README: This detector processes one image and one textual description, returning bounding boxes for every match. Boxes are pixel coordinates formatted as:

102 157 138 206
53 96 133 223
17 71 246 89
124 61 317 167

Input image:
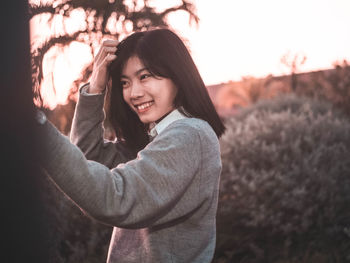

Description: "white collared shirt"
148 109 187 138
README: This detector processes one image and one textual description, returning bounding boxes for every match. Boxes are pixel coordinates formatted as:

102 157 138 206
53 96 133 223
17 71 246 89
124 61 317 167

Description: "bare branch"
160 0 199 24
29 4 56 19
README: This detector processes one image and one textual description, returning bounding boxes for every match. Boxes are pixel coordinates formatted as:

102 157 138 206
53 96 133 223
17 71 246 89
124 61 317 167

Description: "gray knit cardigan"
41 90 222 263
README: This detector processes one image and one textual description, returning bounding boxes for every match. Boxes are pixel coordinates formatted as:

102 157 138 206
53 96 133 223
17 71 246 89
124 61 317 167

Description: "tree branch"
29 4 56 19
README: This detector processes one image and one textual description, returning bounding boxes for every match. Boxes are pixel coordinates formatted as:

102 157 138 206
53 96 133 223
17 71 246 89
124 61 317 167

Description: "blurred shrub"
307 61 350 117
214 95 350 262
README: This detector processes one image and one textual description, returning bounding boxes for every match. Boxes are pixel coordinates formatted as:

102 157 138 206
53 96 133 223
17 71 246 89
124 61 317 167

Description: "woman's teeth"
136 101 153 110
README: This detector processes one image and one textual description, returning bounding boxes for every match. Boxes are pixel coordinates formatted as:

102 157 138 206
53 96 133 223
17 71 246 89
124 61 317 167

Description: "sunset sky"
168 0 350 84
30 0 350 109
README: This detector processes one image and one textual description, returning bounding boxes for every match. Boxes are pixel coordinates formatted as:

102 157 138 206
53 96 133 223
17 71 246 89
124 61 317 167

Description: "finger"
101 46 117 55
106 54 117 63
95 47 117 64
98 55 115 71
104 54 117 66
102 39 119 47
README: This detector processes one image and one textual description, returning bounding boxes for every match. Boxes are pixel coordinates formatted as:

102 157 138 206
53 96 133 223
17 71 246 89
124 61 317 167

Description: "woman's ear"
173 88 183 108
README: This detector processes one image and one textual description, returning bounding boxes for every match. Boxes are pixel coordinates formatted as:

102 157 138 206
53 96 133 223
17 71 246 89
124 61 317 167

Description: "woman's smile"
133 100 154 113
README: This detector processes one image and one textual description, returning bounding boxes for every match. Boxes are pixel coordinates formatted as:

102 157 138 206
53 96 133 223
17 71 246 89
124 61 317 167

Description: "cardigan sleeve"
70 84 133 168
41 119 205 228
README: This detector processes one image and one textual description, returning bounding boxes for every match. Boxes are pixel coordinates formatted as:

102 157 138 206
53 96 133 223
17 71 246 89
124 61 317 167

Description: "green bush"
214 95 350 263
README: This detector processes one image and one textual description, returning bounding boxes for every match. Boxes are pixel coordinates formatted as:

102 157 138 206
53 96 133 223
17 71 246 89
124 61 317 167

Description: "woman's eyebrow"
121 68 148 79
135 68 148 75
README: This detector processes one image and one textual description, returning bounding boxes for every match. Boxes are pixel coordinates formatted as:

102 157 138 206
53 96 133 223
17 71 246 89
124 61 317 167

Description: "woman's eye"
140 74 151 81
121 80 129 88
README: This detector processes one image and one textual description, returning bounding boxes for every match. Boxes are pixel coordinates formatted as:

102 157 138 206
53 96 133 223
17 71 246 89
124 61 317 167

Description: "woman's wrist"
87 84 104 95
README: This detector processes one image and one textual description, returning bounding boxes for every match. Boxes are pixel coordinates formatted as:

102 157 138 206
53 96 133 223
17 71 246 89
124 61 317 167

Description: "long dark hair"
108 28 225 155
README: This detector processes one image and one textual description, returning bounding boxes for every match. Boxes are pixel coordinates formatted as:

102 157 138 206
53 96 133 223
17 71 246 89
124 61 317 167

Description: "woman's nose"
130 82 144 98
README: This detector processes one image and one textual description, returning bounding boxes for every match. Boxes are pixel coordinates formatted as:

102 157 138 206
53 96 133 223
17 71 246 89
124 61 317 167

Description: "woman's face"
121 56 178 124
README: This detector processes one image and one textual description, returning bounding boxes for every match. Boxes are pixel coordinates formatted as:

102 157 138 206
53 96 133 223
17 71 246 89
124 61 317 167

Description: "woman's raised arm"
69 40 133 168
70 85 133 168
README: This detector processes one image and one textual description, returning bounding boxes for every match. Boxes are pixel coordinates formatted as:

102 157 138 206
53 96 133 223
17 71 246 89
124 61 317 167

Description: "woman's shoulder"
171 117 211 130
163 117 218 143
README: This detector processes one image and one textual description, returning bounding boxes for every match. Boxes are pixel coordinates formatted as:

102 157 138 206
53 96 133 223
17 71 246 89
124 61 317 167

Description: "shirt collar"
148 109 187 137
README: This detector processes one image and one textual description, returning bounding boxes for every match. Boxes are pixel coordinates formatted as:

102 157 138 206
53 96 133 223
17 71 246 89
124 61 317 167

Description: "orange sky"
30 0 350 109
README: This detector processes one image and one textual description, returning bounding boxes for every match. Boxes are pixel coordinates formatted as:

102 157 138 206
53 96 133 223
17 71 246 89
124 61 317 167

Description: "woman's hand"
89 40 118 94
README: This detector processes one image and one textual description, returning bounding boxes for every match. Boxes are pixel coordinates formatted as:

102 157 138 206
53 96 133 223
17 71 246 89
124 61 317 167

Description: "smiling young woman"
39 28 225 263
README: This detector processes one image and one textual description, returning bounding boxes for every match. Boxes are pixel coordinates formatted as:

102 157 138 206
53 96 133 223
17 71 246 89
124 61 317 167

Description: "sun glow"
39 42 92 109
